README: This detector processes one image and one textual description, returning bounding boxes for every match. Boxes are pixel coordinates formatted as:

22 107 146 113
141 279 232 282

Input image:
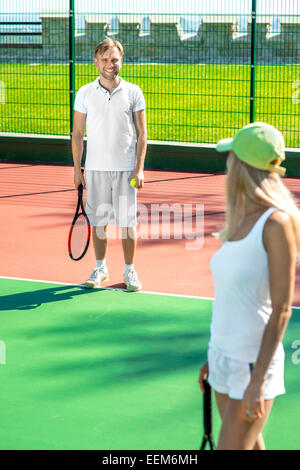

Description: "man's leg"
121 227 137 265
113 171 141 291
85 225 109 288
93 226 108 260
121 227 141 291
84 170 112 288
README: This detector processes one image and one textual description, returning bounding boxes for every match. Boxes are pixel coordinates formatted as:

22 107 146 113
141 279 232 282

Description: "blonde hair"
217 152 300 261
94 38 124 57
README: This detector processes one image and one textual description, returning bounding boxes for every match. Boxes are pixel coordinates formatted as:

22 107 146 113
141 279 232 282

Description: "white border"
0 275 299 309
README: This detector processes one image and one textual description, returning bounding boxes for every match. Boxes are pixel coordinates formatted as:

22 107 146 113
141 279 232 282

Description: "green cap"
216 122 286 175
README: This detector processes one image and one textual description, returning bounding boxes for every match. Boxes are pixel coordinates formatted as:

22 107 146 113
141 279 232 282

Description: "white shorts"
207 346 286 400
85 170 137 227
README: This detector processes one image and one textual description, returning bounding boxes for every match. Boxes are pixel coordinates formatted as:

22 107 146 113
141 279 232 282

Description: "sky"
1 0 299 15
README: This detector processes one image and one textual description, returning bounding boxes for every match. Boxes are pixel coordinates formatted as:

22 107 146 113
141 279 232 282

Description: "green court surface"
0 277 299 450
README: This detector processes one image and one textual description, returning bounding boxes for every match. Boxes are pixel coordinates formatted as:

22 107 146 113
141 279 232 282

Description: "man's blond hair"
94 38 124 57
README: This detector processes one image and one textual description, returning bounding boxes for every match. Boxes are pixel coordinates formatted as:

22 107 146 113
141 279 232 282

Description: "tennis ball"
130 178 137 188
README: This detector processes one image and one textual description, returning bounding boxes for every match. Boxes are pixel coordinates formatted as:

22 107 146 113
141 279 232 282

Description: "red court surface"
1 162 300 305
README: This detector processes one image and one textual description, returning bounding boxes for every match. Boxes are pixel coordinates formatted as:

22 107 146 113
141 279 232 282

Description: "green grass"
0 63 299 147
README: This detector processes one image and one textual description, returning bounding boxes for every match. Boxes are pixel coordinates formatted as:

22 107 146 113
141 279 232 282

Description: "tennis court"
0 163 300 450
1 0 300 452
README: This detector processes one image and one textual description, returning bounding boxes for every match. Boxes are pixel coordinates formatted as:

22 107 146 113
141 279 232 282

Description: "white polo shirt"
74 77 146 171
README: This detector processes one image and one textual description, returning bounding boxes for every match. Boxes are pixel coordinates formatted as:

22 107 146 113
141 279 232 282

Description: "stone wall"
0 14 299 64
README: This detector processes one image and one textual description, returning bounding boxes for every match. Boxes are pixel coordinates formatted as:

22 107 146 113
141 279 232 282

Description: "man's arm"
72 110 87 188
131 109 147 189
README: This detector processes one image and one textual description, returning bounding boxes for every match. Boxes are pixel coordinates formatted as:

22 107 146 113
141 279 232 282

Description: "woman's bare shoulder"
264 209 294 248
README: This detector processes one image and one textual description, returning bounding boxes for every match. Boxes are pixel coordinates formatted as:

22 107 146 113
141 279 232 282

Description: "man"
72 38 147 291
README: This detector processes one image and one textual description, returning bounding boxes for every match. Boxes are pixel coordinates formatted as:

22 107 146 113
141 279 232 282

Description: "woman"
199 122 300 450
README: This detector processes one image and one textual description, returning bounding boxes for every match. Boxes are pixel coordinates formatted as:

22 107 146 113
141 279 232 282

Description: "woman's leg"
214 392 269 450
253 433 266 450
214 391 229 419
215 395 274 450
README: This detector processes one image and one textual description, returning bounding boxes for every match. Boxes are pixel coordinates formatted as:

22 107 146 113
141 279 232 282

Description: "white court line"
1 275 300 309
0 275 212 301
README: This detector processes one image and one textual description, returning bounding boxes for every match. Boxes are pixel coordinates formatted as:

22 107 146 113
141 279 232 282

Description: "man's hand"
74 169 86 189
129 169 144 189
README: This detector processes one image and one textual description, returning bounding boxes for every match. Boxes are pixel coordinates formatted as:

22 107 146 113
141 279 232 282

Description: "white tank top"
209 207 284 362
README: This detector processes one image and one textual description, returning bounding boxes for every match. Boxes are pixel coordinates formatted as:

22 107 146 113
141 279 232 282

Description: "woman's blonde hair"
217 152 300 260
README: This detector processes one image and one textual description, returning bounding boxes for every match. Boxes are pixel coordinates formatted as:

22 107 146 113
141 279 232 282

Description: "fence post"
69 0 75 137
250 0 257 123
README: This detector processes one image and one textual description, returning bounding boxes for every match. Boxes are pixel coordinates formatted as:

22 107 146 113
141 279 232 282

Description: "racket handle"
200 436 207 450
203 379 213 435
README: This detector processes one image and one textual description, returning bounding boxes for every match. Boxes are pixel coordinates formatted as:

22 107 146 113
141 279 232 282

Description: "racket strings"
70 214 90 260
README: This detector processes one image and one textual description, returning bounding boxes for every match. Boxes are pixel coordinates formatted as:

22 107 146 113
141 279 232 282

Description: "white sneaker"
84 267 109 289
123 268 142 292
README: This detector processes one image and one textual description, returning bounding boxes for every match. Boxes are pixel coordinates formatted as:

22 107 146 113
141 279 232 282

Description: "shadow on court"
0 285 101 311
0 281 210 397
25 307 208 396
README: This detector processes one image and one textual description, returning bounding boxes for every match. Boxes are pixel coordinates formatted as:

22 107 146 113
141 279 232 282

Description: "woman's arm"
241 210 296 420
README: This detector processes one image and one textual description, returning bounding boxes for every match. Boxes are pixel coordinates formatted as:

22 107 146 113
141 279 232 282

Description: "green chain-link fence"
0 0 299 147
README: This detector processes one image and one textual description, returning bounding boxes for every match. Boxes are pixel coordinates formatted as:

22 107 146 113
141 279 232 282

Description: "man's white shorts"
85 170 137 227
207 346 285 400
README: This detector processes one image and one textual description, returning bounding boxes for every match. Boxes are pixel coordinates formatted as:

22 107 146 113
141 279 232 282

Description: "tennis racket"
200 378 216 450
68 182 91 261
